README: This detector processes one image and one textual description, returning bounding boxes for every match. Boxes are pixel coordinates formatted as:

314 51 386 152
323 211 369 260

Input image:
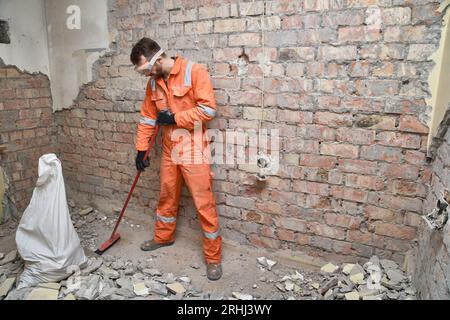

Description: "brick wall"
0 64 56 211
410 104 450 299
55 0 443 264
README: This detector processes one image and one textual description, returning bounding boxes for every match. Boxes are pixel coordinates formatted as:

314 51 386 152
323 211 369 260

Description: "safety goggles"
134 48 164 75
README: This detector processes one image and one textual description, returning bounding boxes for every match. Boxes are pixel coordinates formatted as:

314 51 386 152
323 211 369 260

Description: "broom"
95 125 160 255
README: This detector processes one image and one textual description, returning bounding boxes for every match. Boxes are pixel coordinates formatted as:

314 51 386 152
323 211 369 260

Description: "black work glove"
156 109 176 125
135 151 149 171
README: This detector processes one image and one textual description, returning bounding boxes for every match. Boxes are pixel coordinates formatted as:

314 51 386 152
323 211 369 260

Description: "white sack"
15 153 87 288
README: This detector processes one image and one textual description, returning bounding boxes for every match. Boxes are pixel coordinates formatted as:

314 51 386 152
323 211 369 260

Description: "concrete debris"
320 263 339 273
291 271 304 281
76 275 101 300
166 282 186 295
0 277 15 298
0 250 17 266
63 293 76 300
99 266 120 280
349 264 365 276
133 282 149 296
387 291 400 299
124 267 136 275
369 256 380 266
37 282 61 291
145 279 168 296
285 281 294 291
324 289 334 299
257 257 277 271
178 276 191 284
154 273 176 284
232 292 253 300
81 258 103 276
110 260 126 270
286 255 419 301
26 287 59 300
345 291 360 300
280 275 292 282
165 273 177 284
405 287 416 295
0 253 4 260
342 264 355 275
350 273 365 285
380 259 398 271
311 282 320 290
116 277 133 290
363 295 383 300
386 269 406 284
170 293 184 300
114 287 134 298
358 285 379 297
320 278 338 295
142 268 162 276
381 278 403 291
79 207 94 216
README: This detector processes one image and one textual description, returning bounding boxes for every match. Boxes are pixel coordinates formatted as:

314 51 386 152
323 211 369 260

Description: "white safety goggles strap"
148 48 164 67
136 48 164 74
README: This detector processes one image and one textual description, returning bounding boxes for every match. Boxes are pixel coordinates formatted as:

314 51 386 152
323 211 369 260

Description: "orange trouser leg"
180 163 222 264
153 154 183 243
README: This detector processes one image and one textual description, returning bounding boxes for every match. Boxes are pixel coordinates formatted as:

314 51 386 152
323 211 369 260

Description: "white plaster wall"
45 0 110 111
0 0 50 75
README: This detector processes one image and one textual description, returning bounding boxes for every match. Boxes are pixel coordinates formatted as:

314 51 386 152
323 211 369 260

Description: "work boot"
140 239 174 252
206 263 222 281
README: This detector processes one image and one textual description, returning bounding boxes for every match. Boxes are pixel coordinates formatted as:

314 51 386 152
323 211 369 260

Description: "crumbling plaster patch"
0 0 111 112
45 0 110 111
426 0 450 151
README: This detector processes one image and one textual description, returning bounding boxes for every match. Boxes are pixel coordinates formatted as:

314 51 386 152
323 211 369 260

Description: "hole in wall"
236 48 249 76
0 20 11 44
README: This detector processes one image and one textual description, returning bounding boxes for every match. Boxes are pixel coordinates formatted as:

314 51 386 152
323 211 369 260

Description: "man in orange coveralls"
130 38 222 280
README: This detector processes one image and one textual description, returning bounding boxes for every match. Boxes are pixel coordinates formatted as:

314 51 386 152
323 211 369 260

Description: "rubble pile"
0 200 419 300
314 256 417 300
230 255 418 301
0 253 204 300
1 202 199 300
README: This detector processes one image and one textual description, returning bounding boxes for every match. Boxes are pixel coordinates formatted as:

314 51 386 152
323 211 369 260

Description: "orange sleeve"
135 81 157 151
174 65 217 130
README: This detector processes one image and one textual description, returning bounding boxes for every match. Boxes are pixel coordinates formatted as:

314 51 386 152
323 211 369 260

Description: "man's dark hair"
130 37 165 65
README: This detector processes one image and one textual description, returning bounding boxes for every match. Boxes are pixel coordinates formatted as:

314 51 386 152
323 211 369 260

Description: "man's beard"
151 66 167 79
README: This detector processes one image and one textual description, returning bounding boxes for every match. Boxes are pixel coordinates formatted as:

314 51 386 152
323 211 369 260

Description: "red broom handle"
110 125 160 237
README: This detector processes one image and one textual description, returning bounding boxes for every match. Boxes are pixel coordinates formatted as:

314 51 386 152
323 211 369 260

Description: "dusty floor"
0 202 418 300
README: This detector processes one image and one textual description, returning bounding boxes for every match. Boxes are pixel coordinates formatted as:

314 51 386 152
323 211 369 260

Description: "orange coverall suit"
135 56 221 264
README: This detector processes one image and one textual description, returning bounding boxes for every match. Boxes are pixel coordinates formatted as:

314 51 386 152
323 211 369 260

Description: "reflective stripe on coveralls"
156 214 176 223
198 104 217 117
136 56 222 264
139 116 156 126
184 60 194 86
204 229 220 240
150 78 156 91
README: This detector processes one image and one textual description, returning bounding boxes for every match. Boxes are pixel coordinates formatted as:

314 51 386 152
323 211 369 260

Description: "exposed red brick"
374 222 416 240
